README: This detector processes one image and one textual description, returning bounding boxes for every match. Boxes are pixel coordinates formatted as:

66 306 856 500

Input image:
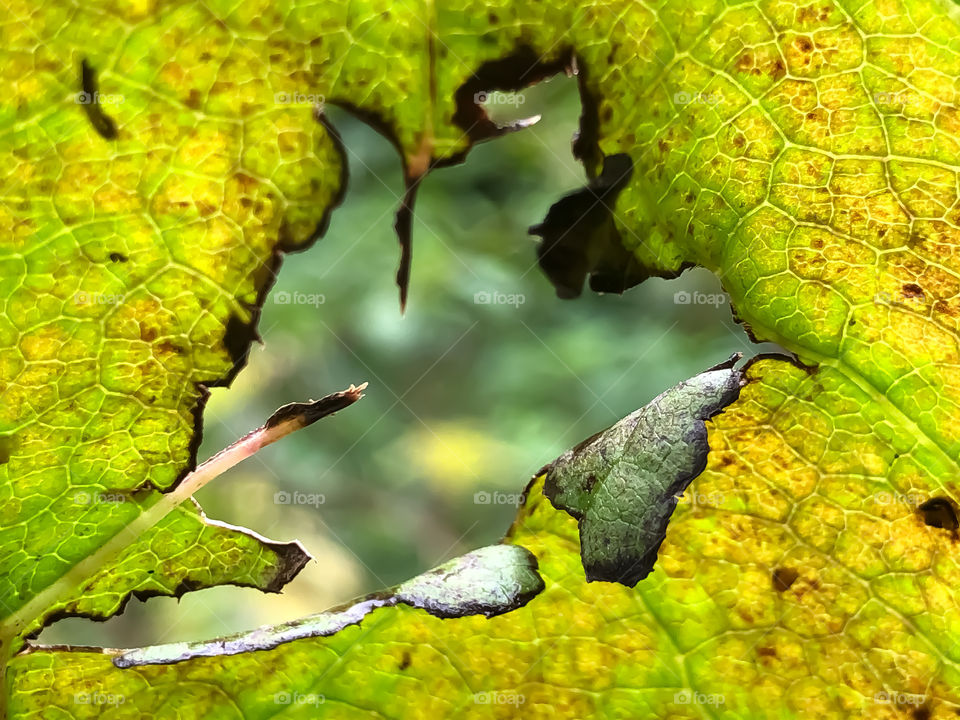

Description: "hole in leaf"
918 497 959 530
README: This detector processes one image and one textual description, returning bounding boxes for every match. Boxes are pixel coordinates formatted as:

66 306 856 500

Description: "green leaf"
5 0 960 716
0 0 349 655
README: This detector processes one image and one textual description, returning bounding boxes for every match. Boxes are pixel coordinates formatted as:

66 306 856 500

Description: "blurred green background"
44 76 773 648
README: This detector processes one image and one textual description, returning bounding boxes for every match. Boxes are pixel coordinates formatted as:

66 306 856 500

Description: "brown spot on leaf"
157 341 184 356
233 173 259 193
796 4 832 23
399 651 412 670
772 567 799 592
935 300 958 317
139 325 157 342
197 200 217 216
797 5 816 22
184 89 203 109
901 283 924 299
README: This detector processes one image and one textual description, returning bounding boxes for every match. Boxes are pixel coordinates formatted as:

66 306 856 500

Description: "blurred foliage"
43 76 770 648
